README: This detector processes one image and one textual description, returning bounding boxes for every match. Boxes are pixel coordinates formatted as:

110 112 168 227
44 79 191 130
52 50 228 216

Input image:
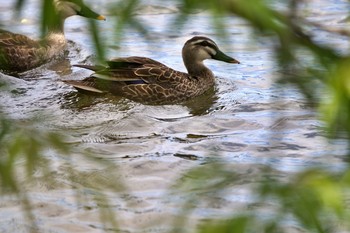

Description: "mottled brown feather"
68 57 212 104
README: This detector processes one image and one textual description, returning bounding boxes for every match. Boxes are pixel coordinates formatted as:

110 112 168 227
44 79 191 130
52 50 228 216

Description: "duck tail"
73 64 105 72
62 79 105 94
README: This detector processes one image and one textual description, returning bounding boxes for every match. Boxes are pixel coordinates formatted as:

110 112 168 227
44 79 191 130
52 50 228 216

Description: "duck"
63 36 240 105
0 0 105 74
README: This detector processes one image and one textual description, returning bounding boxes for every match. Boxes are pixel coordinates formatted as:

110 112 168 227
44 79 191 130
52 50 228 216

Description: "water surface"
0 0 349 232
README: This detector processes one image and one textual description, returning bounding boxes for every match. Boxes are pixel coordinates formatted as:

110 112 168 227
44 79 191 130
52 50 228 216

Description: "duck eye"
199 41 210 47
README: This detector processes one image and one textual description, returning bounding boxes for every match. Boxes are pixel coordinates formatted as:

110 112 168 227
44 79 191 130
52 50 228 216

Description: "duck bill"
212 50 240 64
78 5 106 20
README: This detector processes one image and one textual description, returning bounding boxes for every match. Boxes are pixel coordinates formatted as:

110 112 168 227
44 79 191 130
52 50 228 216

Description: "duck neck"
42 14 67 43
183 50 214 79
46 17 66 35
184 60 214 79
40 18 67 57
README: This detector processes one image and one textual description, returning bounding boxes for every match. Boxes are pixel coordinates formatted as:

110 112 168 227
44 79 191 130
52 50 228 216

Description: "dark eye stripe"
186 36 218 47
195 40 217 50
198 41 211 47
201 42 218 57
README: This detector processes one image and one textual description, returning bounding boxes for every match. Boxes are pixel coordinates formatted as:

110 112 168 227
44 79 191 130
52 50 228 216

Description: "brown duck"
64 36 240 105
0 0 105 74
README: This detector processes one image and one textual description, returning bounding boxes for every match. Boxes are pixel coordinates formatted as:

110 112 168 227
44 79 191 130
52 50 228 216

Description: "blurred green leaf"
321 57 350 142
198 216 249 233
88 19 106 62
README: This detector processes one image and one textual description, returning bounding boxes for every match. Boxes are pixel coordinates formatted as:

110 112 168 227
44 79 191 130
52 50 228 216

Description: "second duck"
0 0 105 74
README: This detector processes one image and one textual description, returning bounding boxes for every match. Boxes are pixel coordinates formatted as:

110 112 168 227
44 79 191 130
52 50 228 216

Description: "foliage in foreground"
1 0 350 232
174 163 350 233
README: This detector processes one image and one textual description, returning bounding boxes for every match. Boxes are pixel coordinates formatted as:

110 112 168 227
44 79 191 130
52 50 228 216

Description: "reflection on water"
0 0 349 232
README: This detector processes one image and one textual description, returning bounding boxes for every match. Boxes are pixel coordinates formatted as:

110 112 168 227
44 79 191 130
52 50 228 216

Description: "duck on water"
64 36 240 105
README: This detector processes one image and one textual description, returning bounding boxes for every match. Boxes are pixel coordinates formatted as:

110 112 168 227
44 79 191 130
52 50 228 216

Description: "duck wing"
0 30 40 48
67 56 190 99
75 56 186 86
0 30 48 71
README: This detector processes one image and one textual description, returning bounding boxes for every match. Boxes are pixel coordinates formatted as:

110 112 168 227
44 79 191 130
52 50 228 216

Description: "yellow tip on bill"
97 15 106 21
230 58 240 64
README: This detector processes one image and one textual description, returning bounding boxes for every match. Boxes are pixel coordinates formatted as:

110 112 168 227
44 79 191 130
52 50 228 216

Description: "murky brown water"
0 0 349 232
